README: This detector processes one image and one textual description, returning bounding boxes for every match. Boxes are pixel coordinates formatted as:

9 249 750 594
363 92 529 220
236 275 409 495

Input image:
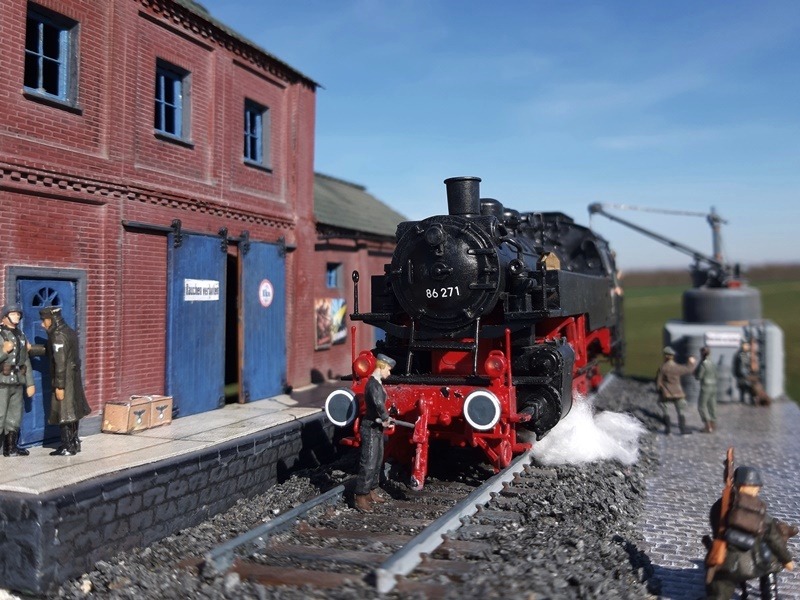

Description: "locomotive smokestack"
444 176 481 216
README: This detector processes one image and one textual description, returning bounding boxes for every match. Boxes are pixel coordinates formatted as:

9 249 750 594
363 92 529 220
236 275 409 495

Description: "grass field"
621 280 800 402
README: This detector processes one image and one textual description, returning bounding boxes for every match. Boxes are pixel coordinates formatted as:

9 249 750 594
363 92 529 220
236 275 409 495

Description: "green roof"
314 173 407 239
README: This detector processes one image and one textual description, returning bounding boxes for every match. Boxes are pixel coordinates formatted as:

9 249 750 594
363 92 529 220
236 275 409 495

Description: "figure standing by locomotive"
354 353 395 513
0 304 35 457
39 306 90 456
695 346 718 433
655 346 696 435
705 464 795 600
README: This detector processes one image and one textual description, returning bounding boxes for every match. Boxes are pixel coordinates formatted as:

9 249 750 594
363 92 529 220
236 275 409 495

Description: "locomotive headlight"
483 351 507 379
463 390 501 431
324 389 357 427
424 224 446 246
353 351 376 378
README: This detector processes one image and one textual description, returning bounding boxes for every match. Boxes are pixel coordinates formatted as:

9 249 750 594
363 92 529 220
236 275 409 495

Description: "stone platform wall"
0 414 337 595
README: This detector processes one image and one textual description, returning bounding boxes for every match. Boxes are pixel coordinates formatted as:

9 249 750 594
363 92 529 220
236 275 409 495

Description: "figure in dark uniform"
655 346 696 435
39 307 90 456
707 466 795 600
0 304 35 456
354 353 395 513
734 341 754 404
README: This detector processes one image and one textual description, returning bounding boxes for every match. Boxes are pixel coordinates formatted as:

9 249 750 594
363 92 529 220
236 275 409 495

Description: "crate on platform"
101 395 173 434
140 395 173 428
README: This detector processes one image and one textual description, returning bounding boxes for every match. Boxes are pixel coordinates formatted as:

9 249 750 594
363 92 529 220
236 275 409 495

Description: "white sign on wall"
705 331 742 347
184 279 220 301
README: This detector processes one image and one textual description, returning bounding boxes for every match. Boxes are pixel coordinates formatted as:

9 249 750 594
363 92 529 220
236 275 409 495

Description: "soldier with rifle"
704 448 796 599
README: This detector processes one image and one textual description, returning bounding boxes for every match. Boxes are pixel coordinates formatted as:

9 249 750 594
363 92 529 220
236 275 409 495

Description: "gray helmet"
663 346 675 356
734 466 763 487
1 304 23 319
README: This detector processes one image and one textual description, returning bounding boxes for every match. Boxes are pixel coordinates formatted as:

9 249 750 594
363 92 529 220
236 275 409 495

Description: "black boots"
760 573 779 600
678 415 692 435
50 422 80 456
663 417 671 435
3 430 30 457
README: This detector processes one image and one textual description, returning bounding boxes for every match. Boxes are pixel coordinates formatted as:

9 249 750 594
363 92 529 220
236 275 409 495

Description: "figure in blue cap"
0 303 36 456
354 352 395 512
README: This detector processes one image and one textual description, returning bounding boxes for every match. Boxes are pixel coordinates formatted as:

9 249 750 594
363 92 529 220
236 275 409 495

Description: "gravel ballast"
44 376 663 599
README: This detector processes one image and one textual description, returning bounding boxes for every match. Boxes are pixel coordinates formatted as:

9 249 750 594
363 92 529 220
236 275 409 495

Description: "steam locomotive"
325 176 624 490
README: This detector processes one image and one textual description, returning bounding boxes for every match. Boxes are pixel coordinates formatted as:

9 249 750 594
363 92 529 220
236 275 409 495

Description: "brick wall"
0 0 318 421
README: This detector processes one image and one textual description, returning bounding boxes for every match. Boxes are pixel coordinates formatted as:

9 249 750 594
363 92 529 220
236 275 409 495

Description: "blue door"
17 279 77 446
167 232 226 417
240 241 286 401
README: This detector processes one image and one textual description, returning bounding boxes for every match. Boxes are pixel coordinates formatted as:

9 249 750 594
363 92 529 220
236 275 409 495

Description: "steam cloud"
530 395 646 466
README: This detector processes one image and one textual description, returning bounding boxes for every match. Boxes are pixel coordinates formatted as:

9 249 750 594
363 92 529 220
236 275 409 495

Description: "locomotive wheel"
497 439 512 468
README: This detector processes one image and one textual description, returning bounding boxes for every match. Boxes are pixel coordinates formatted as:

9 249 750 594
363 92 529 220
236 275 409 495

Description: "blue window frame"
326 263 342 289
244 99 270 168
24 6 77 102
154 61 188 138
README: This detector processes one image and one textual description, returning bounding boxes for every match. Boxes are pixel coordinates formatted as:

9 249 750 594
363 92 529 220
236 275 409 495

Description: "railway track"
194 449 537 597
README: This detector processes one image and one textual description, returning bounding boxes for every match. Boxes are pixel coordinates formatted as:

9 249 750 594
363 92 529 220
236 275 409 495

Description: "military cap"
663 346 676 356
1 304 23 319
375 353 397 369
734 466 763 487
39 306 62 319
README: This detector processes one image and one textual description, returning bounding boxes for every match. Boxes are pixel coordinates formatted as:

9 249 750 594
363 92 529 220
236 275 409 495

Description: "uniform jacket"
710 496 793 581
734 350 752 379
362 375 390 423
0 324 34 387
656 358 695 400
44 316 90 424
695 357 718 388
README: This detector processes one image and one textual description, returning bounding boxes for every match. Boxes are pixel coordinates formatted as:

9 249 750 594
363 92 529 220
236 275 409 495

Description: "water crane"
587 203 740 288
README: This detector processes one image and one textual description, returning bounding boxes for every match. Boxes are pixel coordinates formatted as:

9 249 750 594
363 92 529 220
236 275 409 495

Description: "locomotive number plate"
425 286 461 299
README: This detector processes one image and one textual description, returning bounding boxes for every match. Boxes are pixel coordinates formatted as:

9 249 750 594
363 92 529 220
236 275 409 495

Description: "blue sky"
202 0 800 271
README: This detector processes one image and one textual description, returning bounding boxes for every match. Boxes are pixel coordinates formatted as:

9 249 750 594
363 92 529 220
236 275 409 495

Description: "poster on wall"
331 298 348 345
315 298 348 349
315 298 332 349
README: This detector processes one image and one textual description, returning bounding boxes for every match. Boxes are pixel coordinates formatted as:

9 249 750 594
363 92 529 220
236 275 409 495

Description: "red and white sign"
258 279 274 308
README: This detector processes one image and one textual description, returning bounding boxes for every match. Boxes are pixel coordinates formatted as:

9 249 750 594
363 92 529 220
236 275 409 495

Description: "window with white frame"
154 60 189 139
24 5 78 103
244 99 270 168
326 263 342 289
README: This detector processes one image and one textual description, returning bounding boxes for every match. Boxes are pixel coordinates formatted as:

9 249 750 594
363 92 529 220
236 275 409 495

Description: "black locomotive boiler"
325 176 624 489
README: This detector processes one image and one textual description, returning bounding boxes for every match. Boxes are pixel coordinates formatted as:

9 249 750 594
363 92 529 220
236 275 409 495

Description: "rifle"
705 447 735 584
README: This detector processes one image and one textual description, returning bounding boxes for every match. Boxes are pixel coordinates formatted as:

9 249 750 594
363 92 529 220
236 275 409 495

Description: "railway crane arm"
588 202 737 288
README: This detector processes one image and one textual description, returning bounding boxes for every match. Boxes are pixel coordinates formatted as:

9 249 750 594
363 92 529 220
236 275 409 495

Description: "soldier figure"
707 466 795 600
0 304 35 457
39 307 90 456
354 353 395 513
655 346 696 435
695 346 718 433
734 341 753 404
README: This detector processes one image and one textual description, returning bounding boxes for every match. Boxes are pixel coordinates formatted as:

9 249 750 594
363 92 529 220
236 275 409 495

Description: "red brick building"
0 0 345 445
311 173 406 383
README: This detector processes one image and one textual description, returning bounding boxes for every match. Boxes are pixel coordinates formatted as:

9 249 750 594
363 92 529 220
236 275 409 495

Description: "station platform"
0 382 342 595
0 393 323 495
